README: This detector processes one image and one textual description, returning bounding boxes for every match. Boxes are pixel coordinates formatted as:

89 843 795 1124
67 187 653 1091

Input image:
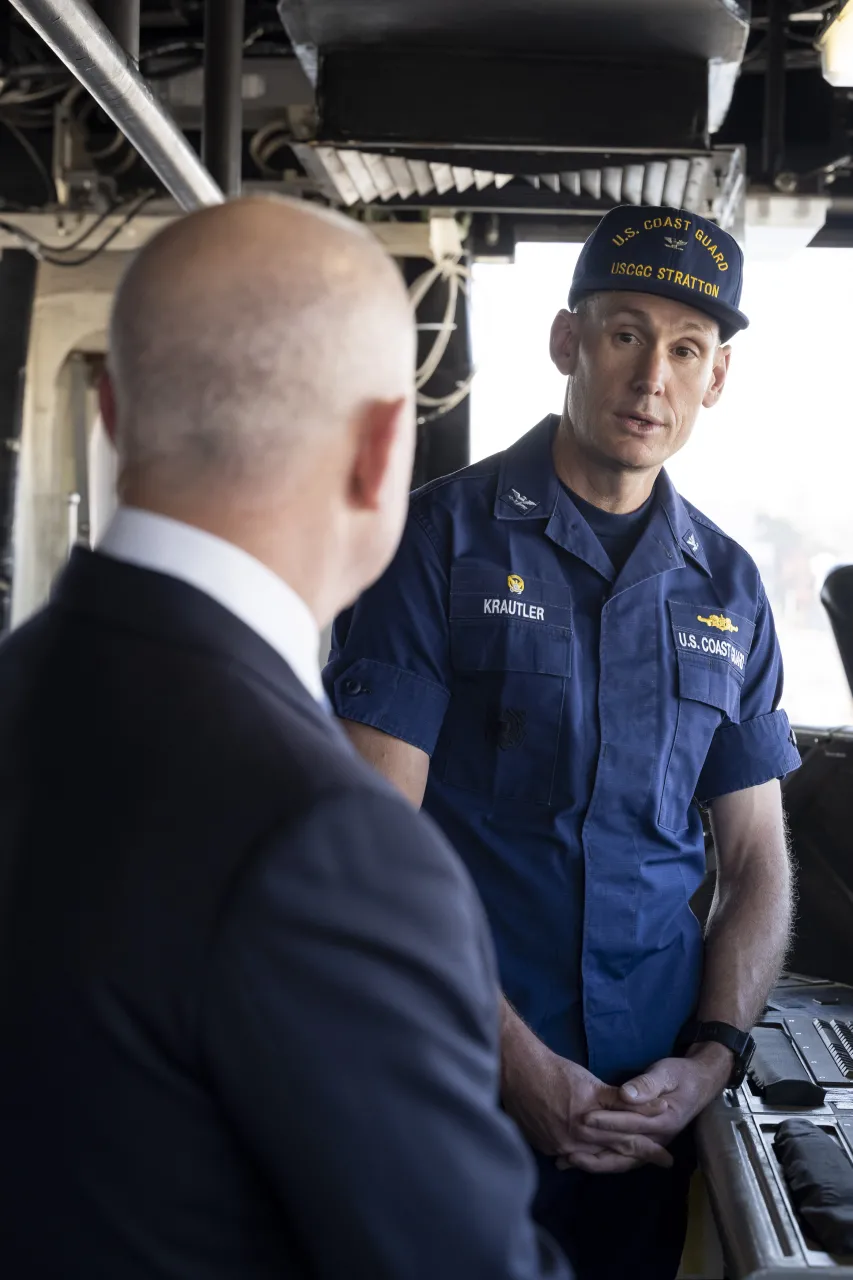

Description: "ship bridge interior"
3 3 853 1277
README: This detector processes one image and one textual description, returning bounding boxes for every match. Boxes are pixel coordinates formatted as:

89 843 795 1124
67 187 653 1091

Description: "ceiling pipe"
93 0 139 63
762 0 787 184
202 0 245 197
9 0 224 211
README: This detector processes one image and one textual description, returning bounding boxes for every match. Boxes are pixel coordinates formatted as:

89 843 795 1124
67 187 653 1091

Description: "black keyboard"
815 1019 853 1078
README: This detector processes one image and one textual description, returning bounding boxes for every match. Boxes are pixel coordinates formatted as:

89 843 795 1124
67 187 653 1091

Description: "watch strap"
692 1020 751 1057
689 1020 755 1088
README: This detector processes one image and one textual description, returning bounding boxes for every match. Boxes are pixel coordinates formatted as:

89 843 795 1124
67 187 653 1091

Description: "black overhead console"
277 0 751 217
310 0 750 148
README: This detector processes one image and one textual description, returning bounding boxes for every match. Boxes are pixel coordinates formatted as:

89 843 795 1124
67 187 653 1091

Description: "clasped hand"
504 1050 725 1175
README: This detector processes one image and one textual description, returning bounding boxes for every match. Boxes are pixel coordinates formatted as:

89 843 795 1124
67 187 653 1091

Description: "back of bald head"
108 197 415 489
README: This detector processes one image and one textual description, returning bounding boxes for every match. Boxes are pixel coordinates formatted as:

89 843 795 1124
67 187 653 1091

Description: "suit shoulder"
224 779 492 977
187 667 389 815
276 780 466 882
0 604 52 667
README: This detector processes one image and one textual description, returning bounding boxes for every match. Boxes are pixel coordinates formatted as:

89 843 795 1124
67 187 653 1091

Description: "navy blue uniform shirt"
325 416 800 1083
566 487 654 576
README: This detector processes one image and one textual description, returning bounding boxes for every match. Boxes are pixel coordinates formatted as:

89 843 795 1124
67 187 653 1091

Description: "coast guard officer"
323 205 800 1279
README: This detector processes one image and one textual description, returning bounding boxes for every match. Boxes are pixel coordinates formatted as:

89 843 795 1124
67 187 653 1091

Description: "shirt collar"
655 471 711 576
493 414 711 579
493 415 561 524
97 507 324 703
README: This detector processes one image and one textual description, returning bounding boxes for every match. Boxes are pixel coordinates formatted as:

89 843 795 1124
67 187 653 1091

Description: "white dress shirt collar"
97 507 323 703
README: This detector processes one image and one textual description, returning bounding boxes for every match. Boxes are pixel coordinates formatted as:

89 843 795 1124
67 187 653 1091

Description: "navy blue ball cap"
569 205 749 340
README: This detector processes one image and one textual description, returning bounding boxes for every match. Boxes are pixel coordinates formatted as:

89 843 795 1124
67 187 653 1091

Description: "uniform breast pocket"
659 601 754 833
432 567 573 806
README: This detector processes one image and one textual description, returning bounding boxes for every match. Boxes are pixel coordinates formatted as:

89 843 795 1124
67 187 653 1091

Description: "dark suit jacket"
0 549 569 1280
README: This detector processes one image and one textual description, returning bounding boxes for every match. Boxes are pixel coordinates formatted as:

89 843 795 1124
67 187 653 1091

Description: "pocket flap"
677 654 741 721
449 568 573 678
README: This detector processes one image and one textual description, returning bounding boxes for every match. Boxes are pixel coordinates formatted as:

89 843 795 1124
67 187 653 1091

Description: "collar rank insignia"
684 531 700 555
501 488 538 514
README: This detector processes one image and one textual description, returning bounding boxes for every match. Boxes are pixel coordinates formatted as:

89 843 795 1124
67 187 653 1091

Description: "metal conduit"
9 0 224 211
762 0 786 183
94 0 140 62
203 0 245 197
0 252 37 638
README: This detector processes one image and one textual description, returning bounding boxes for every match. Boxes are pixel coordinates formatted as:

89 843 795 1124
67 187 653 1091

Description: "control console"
698 976 853 1278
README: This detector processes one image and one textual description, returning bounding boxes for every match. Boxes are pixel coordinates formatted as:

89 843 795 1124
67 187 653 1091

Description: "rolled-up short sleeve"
697 585 801 802
323 510 451 756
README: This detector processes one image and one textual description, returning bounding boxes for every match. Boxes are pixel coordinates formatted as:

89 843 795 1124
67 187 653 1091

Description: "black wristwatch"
687 1020 756 1090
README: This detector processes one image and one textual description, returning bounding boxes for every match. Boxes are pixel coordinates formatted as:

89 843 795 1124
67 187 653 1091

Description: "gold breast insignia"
697 614 738 634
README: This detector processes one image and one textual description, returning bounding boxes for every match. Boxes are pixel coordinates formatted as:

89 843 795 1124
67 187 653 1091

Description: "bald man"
0 199 569 1280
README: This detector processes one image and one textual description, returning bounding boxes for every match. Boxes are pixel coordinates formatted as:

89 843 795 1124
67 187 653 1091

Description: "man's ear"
549 308 582 377
98 369 118 445
348 397 409 512
703 343 732 410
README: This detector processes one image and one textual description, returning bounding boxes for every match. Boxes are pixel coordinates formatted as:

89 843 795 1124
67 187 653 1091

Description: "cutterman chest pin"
670 603 750 674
